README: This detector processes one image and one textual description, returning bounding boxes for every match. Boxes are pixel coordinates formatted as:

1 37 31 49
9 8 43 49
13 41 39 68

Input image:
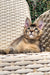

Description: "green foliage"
26 0 50 23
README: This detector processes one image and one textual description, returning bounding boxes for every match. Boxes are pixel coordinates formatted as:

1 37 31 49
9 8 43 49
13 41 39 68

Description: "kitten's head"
24 17 44 40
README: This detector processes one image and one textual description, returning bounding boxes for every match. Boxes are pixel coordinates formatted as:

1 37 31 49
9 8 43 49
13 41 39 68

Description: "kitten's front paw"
25 48 40 53
31 47 40 53
34 48 40 53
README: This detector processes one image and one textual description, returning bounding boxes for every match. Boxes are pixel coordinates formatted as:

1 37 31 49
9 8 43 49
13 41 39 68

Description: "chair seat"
0 52 50 75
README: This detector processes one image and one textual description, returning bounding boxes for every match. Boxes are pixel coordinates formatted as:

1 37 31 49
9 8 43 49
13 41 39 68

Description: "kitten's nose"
31 31 33 33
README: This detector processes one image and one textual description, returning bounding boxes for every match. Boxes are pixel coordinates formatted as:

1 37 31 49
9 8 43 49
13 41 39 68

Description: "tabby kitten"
0 18 43 54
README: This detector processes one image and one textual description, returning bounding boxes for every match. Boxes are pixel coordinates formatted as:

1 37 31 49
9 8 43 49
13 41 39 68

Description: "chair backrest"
34 10 50 51
0 0 31 50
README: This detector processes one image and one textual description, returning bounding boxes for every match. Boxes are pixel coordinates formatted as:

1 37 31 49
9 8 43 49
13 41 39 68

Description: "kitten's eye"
35 28 39 33
35 28 39 34
35 28 38 31
35 28 38 30
28 28 30 29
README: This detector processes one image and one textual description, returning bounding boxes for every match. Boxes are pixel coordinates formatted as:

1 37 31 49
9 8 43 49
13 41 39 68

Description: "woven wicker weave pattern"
34 10 50 51
0 0 31 50
0 52 50 75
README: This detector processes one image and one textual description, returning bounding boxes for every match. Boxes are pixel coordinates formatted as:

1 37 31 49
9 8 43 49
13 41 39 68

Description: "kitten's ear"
38 18 44 29
25 17 31 28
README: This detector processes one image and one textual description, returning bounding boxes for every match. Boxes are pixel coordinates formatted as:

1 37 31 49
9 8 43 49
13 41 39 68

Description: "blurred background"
26 0 50 22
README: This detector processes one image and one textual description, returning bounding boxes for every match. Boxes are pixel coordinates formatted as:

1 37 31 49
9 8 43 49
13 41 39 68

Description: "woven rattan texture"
34 10 50 51
0 52 50 75
0 0 31 50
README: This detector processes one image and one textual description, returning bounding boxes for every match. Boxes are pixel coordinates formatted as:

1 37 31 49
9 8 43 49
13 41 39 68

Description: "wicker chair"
0 0 50 75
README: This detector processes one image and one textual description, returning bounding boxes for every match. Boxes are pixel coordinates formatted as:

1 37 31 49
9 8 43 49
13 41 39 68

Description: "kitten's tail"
0 48 14 54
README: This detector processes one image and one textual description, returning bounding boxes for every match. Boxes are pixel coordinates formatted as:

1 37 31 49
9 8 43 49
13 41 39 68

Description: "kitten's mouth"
29 34 34 38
